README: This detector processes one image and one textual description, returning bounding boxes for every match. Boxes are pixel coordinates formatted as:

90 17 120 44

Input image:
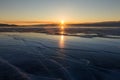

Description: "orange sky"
0 0 120 25
1 20 119 25
0 20 58 25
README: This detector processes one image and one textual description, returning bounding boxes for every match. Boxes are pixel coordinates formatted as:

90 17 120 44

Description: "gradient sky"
0 0 120 24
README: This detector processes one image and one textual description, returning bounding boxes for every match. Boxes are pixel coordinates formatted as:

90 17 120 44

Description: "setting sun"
0 0 120 80
61 20 64 25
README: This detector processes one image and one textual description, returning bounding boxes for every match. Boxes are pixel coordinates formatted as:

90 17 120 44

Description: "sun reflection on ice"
59 20 65 48
61 26 64 30
59 35 64 48
60 31 64 35
58 35 65 59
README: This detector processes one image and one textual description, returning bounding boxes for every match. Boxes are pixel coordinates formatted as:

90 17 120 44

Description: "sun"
61 20 64 25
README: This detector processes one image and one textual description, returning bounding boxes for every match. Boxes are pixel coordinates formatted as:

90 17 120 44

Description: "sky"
0 0 120 25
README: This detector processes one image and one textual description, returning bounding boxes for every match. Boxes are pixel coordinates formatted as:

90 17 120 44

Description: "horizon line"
0 20 120 25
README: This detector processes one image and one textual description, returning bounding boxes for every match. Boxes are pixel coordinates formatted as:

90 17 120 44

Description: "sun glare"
60 20 65 35
61 20 64 25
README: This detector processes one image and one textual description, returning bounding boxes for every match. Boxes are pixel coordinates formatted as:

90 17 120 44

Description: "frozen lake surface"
0 32 120 80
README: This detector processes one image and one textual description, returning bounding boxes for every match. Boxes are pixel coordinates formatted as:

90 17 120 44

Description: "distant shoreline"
0 21 120 27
